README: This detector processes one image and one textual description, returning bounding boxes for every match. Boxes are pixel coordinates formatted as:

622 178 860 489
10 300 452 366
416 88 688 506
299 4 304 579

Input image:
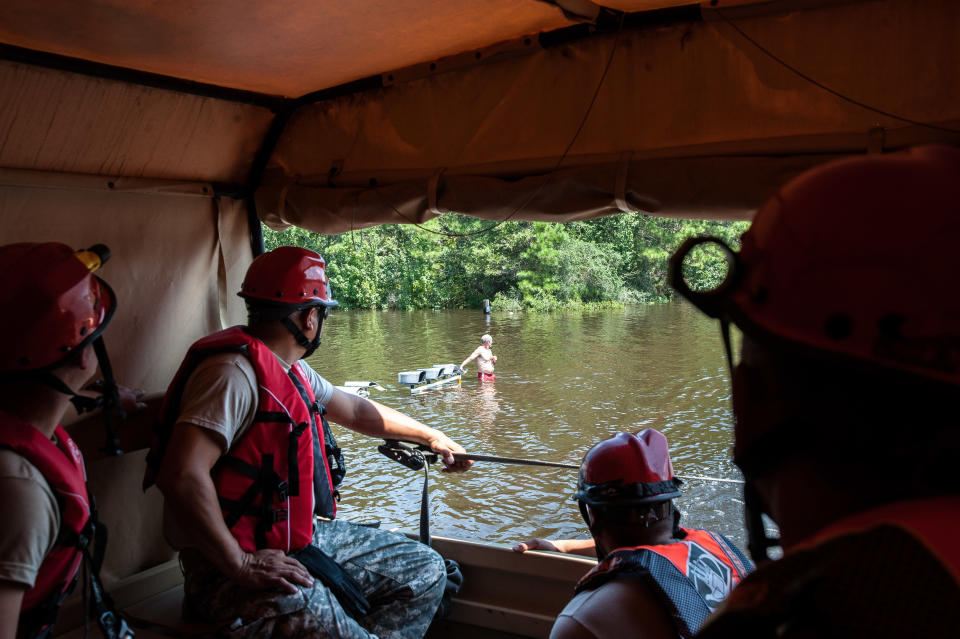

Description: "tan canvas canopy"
0 0 958 594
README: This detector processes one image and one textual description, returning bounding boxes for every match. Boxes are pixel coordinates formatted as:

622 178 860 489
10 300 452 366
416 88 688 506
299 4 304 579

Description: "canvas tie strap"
427 168 446 216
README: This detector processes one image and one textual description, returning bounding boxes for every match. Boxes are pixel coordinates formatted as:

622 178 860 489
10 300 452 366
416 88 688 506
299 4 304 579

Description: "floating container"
398 370 425 385
420 366 444 380
432 364 457 376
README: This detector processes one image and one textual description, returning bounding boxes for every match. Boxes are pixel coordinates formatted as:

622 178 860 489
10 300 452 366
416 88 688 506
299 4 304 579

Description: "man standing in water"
460 334 497 381
517 430 752 639
145 246 472 638
669 146 960 637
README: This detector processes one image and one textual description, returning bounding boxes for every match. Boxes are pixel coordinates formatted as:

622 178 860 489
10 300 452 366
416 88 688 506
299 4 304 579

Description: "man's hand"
231 549 314 594
427 432 473 473
83 381 147 414
116 384 147 414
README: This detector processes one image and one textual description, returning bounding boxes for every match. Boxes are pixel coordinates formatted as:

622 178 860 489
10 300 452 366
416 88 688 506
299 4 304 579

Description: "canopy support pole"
0 43 285 109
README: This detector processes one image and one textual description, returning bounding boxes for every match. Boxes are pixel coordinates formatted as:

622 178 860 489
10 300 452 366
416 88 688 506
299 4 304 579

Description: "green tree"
516 223 569 308
260 213 749 311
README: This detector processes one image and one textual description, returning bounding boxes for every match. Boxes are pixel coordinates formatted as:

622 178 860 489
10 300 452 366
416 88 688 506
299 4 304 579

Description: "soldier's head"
574 430 683 558
670 145 960 559
238 246 338 359
0 242 130 454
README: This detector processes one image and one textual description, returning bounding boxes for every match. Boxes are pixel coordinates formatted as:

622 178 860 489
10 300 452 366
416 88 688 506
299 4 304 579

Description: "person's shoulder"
295 361 334 401
0 448 49 485
551 589 601 639
187 351 257 388
193 350 254 373
553 579 676 639
294 359 316 374
294 359 328 385
0 451 60 587
0 449 58 527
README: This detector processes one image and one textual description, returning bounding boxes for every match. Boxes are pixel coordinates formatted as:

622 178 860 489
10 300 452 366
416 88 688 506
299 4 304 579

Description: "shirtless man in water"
460 334 497 380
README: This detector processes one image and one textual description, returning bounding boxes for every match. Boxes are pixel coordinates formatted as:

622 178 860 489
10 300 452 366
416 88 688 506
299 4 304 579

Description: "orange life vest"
576 528 752 638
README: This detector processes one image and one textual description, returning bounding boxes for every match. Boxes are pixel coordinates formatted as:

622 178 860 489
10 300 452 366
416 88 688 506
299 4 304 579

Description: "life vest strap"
286 370 342 513
244 411 310 499
313 402 346 488
215 455 263 480
19 501 129 639
286 422 308 498
254 410 294 424
217 453 287 537
218 497 289 519
55 520 93 553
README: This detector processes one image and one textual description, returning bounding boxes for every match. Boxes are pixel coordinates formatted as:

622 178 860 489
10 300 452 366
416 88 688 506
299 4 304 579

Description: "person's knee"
413 545 447 599
415 544 446 582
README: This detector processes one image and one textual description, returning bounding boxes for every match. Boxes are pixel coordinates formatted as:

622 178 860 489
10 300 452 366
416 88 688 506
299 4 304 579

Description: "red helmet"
0 243 116 372
238 246 337 308
671 145 960 387
574 430 682 506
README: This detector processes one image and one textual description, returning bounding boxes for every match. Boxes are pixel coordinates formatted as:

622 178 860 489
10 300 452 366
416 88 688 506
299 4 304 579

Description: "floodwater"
306 302 748 551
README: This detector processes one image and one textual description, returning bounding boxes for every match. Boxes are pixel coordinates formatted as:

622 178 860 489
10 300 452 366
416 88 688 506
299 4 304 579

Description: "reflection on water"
307 302 747 549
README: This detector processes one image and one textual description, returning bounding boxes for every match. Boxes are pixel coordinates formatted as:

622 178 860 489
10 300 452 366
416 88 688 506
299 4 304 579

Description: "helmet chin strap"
743 479 780 563
41 371 101 414
578 501 610 561
39 336 125 455
282 312 323 360
92 337 125 455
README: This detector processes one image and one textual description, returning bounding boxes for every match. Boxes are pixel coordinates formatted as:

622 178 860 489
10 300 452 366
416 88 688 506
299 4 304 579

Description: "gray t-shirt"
0 449 60 588
162 352 334 549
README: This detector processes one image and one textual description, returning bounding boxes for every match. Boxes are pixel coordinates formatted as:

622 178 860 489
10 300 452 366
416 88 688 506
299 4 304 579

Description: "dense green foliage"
263 214 749 310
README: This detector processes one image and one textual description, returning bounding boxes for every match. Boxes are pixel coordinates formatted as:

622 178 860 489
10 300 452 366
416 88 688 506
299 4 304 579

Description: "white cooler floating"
334 380 385 398
398 365 461 393
398 370 425 385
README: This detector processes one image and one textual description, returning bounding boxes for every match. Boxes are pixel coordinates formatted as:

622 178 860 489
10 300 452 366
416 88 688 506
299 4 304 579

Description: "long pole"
451 452 744 484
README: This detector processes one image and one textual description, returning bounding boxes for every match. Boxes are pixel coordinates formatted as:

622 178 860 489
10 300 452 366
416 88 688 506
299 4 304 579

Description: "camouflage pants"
181 520 446 639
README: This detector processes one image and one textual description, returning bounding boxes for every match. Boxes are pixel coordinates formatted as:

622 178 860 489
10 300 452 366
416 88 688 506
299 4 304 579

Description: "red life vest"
0 413 91 638
575 528 753 638
144 326 337 554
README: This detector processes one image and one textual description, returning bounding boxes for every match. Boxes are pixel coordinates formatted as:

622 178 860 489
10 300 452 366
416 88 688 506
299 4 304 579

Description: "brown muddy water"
306 302 749 550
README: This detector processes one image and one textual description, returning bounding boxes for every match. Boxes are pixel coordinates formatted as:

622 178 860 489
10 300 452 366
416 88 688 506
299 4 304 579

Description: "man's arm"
459 347 482 370
324 389 472 472
65 390 161 460
154 423 314 593
513 538 597 557
0 584 24 639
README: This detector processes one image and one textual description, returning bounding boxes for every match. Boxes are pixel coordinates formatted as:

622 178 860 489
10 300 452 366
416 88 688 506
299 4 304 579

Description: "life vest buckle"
277 480 289 501
272 509 288 523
